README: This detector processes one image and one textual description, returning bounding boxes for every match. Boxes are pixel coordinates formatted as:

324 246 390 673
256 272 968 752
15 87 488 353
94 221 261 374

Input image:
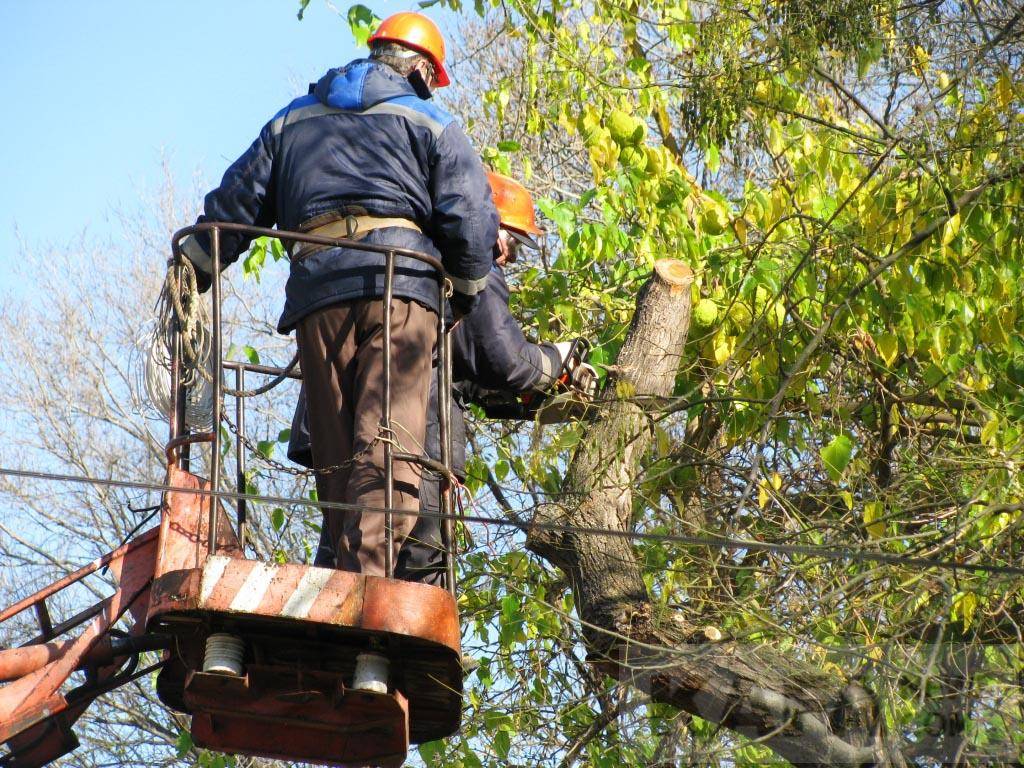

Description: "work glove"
552 340 577 367
569 361 599 400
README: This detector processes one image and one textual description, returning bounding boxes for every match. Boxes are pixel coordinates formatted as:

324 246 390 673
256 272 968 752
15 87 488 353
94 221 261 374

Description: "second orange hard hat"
487 171 544 249
368 12 450 87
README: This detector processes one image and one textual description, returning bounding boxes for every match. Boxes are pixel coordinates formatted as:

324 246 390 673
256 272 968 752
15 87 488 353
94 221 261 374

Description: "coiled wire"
136 261 214 429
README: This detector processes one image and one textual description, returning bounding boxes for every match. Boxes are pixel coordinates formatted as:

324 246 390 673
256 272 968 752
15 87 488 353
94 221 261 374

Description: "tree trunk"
527 260 886 767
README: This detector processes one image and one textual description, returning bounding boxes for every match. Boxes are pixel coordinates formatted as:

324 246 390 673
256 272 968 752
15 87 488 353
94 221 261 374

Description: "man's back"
183 57 497 332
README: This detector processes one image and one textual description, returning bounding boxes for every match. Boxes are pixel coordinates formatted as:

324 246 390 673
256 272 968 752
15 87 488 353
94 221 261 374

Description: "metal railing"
167 222 458 594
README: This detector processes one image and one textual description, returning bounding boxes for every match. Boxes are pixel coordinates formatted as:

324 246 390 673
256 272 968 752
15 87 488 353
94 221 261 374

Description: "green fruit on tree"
728 301 753 330
619 145 648 172
700 202 730 235
692 298 718 327
607 109 645 146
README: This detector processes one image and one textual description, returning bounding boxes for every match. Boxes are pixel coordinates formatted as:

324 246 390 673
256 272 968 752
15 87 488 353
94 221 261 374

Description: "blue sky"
0 0 431 290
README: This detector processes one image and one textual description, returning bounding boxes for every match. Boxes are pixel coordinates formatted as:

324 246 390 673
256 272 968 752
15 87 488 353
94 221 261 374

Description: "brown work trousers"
296 298 436 576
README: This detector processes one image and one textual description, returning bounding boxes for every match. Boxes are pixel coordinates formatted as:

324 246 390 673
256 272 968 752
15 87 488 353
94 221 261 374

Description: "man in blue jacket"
180 12 498 579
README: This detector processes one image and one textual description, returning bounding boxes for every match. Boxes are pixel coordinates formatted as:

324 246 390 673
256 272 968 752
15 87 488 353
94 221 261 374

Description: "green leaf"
347 4 380 48
705 142 720 173
494 729 511 760
271 507 286 531
242 345 260 365
242 240 266 282
820 434 854 482
277 428 292 443
536 198 577 234
175 729 193 758
297 0 312 20
418 740 443 765
270 238 286 262
497 140 521 152
257 439 275 458
875 333 898 367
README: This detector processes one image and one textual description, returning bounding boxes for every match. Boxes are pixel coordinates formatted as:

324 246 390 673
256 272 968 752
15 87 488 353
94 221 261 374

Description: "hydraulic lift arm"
0 527 169 768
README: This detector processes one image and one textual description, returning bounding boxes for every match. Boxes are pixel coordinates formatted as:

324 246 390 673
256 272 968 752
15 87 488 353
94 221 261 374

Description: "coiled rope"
142 259 300 430
139 261 214 428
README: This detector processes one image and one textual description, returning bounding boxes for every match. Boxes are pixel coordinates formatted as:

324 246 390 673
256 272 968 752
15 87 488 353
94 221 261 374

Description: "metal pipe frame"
382 251 396 578
221 360 302 380
235 365 247 551
209 229 223 556
167 223 456 584
439 326 456 595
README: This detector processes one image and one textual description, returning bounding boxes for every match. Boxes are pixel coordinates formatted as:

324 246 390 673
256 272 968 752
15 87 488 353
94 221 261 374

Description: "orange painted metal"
0 528 159 768
148 468 462 765
0 637 116 683
187 669 409 768
153 467 242 578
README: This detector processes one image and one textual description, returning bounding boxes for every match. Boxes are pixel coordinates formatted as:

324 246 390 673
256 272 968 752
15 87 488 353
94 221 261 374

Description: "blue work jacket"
180 59 497 332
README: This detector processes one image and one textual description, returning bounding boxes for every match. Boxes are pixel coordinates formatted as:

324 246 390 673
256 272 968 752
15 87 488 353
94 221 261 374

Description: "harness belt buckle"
344 215 360 239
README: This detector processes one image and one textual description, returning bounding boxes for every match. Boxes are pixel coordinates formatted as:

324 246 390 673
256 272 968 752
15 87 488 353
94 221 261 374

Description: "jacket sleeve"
428 123 498 306
179 121 278 282
455 270 563 393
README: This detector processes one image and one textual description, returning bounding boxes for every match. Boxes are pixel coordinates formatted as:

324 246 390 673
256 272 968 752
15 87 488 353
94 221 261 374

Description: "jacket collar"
314 59 419 111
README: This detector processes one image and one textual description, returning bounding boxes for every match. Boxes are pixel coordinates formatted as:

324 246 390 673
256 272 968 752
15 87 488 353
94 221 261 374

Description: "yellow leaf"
981 416 999 446
913 45 930 75
996 72 1013 108
758 481 769 509
954 591 978 631
713 332 735 366
929 326 946 366
863 501 885 539
768 121 785 155
875 332 898 367
941 212 960 246
733 217 747 244
771 471 782 491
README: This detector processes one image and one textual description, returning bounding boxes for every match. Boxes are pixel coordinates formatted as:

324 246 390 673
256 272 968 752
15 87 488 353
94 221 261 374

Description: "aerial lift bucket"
147 467 463 768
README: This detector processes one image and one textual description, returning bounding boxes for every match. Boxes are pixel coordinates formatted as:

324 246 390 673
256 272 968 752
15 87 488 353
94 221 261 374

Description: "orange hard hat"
487 171 544 249
368 12 450 88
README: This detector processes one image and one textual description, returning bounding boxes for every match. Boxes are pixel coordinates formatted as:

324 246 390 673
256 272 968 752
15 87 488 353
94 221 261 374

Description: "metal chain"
221 410 402 478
